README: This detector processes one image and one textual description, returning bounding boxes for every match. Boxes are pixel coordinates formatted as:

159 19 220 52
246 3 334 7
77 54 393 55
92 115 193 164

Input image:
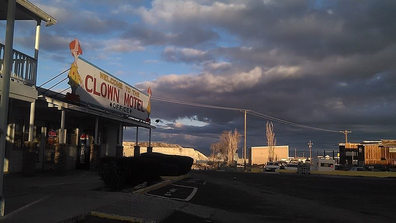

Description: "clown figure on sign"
66 39 83 101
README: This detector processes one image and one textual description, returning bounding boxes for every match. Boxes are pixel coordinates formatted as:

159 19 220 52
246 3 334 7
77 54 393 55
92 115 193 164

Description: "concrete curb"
90 211 156 223
61 173 190 223
277 169 396 178
134 173 190 194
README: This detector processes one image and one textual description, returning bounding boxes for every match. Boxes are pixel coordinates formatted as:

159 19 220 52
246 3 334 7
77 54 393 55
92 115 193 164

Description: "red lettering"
133 97 139 109
124 93 132 107
101 82 107 98
85 75 93 93
140 100 145 112
93 78 100 96
114 88 119 103
107 85 113 100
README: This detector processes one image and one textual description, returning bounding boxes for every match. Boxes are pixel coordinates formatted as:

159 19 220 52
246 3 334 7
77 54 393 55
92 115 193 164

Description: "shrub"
99 157 161 190
141 153 194 176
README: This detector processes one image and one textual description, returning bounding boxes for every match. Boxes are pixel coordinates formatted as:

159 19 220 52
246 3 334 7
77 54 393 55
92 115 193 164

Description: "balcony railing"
0 43 37 86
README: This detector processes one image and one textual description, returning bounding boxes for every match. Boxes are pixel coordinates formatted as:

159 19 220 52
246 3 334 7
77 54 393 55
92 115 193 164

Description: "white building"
311 157 335 172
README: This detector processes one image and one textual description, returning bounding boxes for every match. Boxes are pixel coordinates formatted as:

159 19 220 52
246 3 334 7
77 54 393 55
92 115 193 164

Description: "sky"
1 0 396 156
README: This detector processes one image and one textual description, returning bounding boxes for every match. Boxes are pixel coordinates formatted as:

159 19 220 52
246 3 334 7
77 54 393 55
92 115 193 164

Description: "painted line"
145 184 198 202
134 174 190 194
5 194 52 216
161 173 189 181
134 180 172 194
35 180 103 187
172 184 198 202
90 211 156 223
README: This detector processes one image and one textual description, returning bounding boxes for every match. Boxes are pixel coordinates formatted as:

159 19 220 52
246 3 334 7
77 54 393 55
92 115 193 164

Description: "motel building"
0 0 155 176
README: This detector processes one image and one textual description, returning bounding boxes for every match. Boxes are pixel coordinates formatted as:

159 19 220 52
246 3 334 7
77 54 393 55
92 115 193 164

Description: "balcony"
0 42 37 86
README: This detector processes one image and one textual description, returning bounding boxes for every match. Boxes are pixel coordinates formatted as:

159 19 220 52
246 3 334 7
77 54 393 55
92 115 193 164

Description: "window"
321 163 333 168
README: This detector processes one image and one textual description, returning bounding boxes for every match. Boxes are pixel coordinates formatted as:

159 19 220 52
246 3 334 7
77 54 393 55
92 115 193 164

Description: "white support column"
34 21 41 59
118 123 123 146
33 21 41 85
60 108 65 144
41 127 47 169
135 127 139 146
149 128 152 147
94 118 99 145
0 0 16 217
28 101 36 142
134 127 140 157
147 128 153 154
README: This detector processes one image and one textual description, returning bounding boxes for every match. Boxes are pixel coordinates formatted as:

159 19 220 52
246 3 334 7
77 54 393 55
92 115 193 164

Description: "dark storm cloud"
37 2 129 36
122 23 219 47
11 0 394 155
122 24 167 45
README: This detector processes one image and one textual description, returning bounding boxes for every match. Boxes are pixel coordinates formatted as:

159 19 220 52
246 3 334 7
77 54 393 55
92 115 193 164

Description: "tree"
212 128 241 166
266 121 276 162
210 141 223 166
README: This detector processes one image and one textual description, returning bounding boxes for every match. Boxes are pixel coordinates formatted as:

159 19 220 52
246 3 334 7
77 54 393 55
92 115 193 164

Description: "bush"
99 157 161 190
141 153 194 176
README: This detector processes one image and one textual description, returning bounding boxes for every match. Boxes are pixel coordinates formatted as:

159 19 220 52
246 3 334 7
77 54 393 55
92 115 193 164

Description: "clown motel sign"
74 58 150 122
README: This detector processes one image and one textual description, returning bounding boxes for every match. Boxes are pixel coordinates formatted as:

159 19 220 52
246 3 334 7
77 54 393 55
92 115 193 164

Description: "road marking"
146 184 198 202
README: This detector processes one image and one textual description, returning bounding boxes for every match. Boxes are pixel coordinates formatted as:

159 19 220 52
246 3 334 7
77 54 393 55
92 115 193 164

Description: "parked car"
350 167 366 171
265 162 280 172
285 163 298 171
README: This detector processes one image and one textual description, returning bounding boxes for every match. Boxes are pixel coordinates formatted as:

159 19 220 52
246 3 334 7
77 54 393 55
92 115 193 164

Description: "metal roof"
0 0 57 26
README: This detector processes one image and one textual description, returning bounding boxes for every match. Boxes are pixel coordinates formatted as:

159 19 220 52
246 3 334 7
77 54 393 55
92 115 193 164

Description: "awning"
0 0 57 26
37 87 155 129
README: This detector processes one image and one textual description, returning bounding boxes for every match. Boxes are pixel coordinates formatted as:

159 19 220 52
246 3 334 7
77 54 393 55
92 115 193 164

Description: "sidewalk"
0 170 186 223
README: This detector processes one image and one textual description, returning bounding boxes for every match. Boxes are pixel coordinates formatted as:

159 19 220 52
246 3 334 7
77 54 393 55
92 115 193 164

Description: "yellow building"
250 146 289 165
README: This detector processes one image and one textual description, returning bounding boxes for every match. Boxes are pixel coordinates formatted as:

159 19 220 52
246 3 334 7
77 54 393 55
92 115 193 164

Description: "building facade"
1 1 154 174
123 142 209 163
339 140 396 167
250 145 289 165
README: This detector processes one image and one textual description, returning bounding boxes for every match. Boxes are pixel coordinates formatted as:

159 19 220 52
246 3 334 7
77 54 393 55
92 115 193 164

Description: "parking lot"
181 170 396 222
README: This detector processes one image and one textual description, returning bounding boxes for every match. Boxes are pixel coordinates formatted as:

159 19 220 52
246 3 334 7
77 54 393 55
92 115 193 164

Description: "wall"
8 150 23 173
123 142 208 163
102 123 119 157
250 146 289 165
312 158 335 171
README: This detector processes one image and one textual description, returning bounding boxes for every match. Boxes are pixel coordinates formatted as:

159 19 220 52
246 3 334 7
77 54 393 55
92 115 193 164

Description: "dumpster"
297 163 311 175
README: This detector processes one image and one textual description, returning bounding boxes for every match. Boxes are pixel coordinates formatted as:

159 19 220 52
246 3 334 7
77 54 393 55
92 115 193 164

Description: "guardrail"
0 43 37 86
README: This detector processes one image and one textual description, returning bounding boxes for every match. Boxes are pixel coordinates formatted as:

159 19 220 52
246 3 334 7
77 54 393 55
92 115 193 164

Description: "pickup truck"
265 162 280 172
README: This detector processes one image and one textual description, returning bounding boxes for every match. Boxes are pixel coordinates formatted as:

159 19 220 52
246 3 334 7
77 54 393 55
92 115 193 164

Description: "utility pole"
308 140 313 162
243 110 248 170
340 130 352 144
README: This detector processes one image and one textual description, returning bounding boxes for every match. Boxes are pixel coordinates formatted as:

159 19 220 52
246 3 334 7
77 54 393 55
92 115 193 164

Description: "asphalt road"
168 170 396 223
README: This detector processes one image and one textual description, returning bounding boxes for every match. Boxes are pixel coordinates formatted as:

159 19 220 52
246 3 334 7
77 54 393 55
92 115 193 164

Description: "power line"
151 96 341 133
248 110 340 133
152 96 243 111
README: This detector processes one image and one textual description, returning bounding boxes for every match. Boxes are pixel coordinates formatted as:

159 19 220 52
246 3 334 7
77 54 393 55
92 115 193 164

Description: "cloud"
10 0 396 155
162 47 213 63
102 39 145 52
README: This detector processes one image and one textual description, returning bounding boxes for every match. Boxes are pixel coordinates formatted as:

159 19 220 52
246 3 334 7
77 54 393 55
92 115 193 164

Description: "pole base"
0 196 5 217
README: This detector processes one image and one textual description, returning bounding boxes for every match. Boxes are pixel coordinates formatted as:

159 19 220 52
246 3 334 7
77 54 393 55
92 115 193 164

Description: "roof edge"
17 0 57 26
